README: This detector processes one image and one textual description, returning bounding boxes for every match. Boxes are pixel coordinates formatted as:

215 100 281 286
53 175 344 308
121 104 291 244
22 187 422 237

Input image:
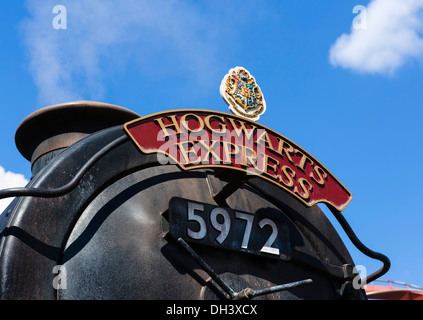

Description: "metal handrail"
367 279 423 292
0 135 128 201
329 206 391 284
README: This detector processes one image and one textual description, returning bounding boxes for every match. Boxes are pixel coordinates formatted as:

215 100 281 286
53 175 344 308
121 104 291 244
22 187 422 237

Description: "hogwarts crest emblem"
220 67 266 121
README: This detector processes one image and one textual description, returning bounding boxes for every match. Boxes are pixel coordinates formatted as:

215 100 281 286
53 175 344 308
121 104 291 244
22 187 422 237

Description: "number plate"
168 197 291 260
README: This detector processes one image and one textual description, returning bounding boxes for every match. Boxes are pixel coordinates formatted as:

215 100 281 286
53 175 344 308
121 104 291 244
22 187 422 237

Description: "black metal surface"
0 135 128 200
176 237 313 300
0 126 152 299
0 105 379 300
177 237 235 300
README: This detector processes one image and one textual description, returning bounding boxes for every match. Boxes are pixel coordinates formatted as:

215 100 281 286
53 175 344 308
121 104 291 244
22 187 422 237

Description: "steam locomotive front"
0 99 390 300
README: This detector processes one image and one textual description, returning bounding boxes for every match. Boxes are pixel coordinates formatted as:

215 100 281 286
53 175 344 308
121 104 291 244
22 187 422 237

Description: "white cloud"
0 166 29 214
329 0 423 75
20 0 221 106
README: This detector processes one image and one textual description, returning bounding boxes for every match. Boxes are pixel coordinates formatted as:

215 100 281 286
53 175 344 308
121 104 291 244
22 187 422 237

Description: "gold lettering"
264 154 279 179
197 140 222 163
256 130 274 150
154 115 181 138
295 150 314 172
205 115 227 134
177 141 201 165
239 145 257 168
221 141 240 164
275 138 295 165
227 118 256 141
296 178 313 200
180 113 205 134
310 165 327 186
280 165 295 188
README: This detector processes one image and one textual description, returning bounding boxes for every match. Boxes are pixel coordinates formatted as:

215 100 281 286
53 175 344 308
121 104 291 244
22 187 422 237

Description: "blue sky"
1 0 423 291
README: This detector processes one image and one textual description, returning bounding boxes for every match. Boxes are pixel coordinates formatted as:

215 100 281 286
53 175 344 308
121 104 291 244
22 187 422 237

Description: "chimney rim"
15 100 141 164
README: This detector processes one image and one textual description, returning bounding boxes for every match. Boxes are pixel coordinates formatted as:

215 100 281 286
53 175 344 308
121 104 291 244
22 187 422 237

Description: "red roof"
365 280 423 300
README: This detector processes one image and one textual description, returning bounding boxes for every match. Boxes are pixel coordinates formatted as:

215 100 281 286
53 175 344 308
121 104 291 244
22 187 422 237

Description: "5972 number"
169 198 291 259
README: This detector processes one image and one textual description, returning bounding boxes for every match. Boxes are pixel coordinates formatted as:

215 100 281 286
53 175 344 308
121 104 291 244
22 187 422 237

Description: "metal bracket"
206 170 250 205
176 237 312 300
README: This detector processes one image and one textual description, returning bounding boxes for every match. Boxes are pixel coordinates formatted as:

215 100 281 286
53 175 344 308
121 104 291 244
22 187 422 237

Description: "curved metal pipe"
329 206 391 284
0 135 128 201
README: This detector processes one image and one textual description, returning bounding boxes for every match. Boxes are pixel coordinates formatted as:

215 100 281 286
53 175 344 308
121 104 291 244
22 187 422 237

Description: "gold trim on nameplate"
123 109 352 211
